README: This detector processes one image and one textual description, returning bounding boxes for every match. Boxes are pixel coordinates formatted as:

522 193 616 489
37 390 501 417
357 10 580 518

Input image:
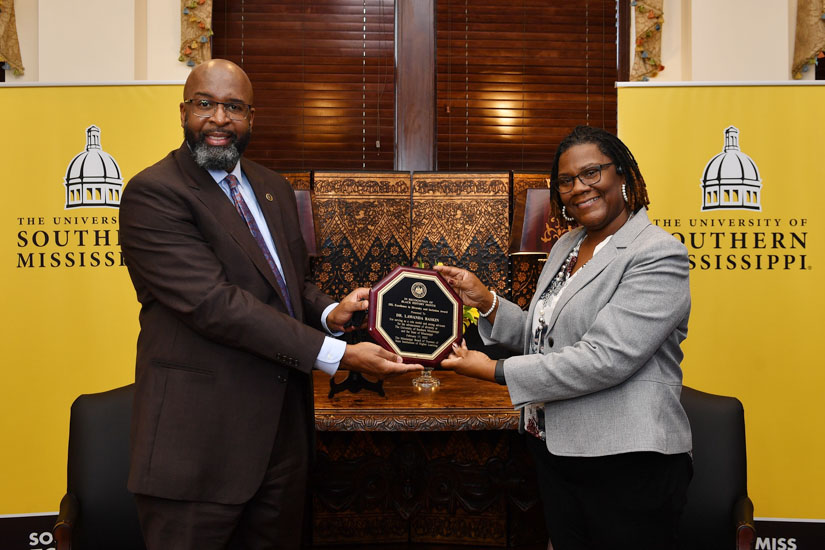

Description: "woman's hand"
440 340 497 383
434 265 495 312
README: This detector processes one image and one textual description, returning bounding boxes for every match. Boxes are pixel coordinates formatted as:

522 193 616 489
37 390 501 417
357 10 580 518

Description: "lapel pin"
265 193 274 201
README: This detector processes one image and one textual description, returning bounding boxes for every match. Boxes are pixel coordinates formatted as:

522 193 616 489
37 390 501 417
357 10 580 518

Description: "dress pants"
135 374 310 550
525 434 692 550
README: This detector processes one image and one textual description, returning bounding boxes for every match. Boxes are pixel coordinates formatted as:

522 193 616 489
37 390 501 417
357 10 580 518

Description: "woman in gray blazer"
437 126 692 550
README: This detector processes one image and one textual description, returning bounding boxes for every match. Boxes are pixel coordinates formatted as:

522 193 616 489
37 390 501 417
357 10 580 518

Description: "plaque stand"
328 330 386 398
411 367 440 390
328 371 385 398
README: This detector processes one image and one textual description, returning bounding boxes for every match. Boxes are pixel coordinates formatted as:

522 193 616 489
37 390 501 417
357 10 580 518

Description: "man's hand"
440 340 497 383
326 287 370 333
341 342 424 379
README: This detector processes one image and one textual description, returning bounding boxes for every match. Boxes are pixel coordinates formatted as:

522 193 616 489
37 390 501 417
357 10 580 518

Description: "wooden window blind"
436 0 618 171
212 0 395 171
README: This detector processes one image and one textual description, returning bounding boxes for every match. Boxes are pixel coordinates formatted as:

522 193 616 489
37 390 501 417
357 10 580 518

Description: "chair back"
678 386 750 550
66 384 144 549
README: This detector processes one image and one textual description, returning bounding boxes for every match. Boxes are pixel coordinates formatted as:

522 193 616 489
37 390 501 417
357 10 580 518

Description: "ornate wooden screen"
280 171 311 191
311 171 411 300
411 172 510 300
311 171 512 301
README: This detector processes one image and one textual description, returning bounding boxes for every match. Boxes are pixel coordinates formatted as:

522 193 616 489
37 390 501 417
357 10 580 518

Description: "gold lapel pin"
265 193 274 201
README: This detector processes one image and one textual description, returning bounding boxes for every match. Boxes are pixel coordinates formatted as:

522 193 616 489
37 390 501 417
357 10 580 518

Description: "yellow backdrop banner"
0 84 182 515
618 83 825 521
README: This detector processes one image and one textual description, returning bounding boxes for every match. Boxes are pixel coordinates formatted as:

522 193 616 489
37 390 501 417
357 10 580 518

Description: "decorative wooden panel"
411 172 510 299
280 171 311 191
312 172 411 300
512 171 549 200
510 255 545 311
311 431 546 547
313 368 525 546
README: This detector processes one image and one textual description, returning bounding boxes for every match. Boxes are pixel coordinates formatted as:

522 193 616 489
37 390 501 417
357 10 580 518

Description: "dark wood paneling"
410 172 510 300
396 0 436 171
617 0 631 81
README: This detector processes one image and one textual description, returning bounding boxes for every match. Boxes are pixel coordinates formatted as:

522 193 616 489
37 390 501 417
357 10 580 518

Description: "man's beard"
184 122 251 171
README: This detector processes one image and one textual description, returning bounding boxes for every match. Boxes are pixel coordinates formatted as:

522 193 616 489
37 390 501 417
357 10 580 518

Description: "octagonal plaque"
368 266 463 367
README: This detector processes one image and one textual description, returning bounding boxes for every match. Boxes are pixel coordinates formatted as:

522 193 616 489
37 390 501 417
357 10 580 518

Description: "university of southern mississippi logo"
700 126 762 212
64 125 123 209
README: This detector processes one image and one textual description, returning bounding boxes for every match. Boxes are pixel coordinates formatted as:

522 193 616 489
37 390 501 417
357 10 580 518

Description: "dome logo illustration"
700 126 762 212
64 125 123 209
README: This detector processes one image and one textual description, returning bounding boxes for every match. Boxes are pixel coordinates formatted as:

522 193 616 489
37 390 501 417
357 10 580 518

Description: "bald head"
184 59 254 105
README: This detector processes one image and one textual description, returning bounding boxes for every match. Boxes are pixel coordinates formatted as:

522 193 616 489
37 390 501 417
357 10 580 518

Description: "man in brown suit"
119 59 420 549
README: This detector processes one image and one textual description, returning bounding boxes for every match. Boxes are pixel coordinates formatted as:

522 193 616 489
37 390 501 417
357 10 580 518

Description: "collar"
609 207 651 249
207 160 243 186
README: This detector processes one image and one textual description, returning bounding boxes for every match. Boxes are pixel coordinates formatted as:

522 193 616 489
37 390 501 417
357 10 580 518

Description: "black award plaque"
368 266 463 368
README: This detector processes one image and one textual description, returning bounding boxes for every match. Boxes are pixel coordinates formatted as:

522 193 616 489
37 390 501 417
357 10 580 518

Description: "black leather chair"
53 384 145 550
679 386 756 550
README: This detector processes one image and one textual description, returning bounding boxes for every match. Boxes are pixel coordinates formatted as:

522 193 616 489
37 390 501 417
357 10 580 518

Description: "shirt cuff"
315 336 346 375
321 302 344 336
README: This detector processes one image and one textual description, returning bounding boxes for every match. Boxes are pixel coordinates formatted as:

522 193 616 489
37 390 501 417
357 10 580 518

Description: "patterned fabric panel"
511 255 545 311
410 173 510 299
312 172 412 300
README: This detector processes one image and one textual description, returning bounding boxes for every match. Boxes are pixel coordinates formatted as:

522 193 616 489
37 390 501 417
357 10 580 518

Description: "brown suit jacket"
119 143 334 504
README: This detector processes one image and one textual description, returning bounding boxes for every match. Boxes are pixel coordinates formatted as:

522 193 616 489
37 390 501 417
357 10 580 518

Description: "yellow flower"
463 306 479 328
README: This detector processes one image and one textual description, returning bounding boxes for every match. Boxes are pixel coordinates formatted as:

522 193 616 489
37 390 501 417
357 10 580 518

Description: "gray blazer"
480 208 692 457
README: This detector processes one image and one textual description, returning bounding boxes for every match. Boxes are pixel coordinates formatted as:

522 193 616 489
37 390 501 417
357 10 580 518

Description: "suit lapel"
522 228 582 350
547 239 615 330
174 145 298 317
243 162 304 319
546 209 652 330
528 227 582 319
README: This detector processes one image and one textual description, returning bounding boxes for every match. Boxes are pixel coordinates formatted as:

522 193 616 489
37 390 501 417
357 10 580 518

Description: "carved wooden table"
315 370 519 432
311 370 546 548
